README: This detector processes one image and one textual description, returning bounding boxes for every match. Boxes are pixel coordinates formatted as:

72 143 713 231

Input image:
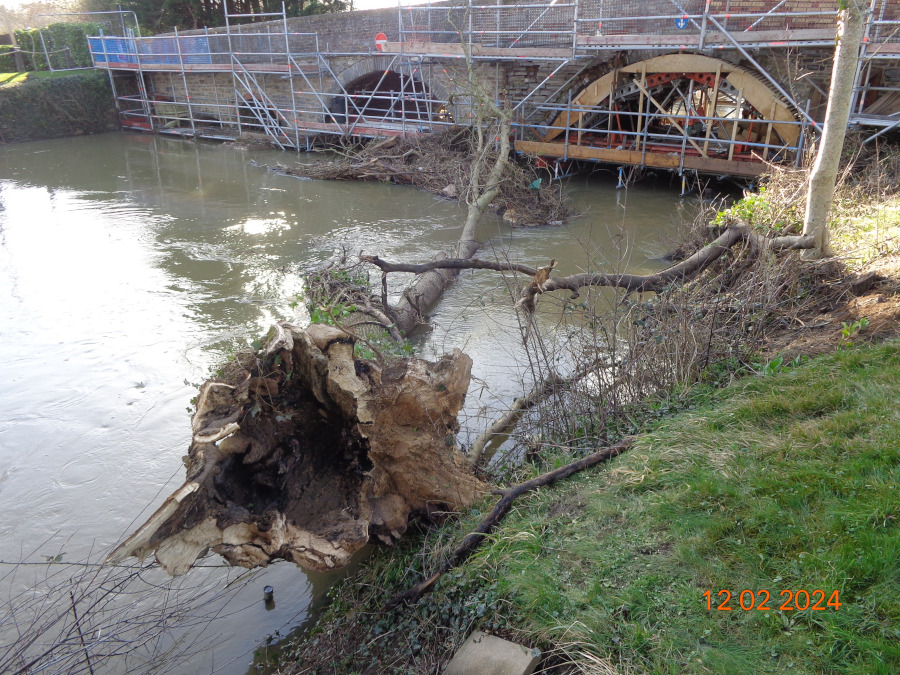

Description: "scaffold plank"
95 62 321 75
515 140 767 177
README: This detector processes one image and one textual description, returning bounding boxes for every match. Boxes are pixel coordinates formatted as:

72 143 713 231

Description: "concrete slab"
444 630 541 675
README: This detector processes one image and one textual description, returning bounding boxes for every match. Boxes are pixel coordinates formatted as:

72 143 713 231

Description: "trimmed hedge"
12 22 102 71
0 71 118 142
0 45 17 72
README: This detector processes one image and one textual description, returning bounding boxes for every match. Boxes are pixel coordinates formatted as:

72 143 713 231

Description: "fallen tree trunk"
383 116 512 335
362 225 813 467
384 437 634 610
362 225 814 313
108 323 485 575
387 239 482 336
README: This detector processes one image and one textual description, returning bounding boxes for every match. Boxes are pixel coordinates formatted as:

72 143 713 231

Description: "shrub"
0 71 118 142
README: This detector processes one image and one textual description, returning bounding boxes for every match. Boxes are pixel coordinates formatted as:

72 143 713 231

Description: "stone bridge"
89 1 900 177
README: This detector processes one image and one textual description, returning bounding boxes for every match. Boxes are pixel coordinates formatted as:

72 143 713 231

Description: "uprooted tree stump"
108 323 486 575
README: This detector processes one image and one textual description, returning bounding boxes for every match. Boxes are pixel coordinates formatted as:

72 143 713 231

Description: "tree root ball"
107 323 486 575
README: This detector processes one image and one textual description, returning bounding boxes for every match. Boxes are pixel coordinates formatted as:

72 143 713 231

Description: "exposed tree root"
107 323 486 575
383 437 633 610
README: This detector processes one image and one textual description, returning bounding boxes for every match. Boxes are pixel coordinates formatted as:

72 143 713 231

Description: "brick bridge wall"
149 2 898 129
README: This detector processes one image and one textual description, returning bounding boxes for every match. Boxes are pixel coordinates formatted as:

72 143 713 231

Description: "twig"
383 437 633 610
69 590 95 675
468 355 608 465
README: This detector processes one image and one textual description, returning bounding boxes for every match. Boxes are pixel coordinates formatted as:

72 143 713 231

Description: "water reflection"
0 132 689 673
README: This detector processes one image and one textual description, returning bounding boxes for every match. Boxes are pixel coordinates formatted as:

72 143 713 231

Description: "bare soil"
763 254 900 357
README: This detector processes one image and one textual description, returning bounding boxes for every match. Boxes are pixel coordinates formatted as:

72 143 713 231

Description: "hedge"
0 71 118 142
11 22 103 71
0 45 18 72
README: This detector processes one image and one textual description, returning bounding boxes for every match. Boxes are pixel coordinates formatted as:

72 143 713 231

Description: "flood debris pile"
274 128 572 226
107 323 485 575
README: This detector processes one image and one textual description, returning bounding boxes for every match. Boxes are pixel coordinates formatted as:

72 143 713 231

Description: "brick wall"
151 1 900 131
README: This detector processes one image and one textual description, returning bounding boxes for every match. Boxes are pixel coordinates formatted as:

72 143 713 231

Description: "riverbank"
269 150 900 674
274 336 899 675
0 70 117 142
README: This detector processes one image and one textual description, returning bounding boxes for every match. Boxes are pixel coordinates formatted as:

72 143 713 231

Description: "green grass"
470 342 900 674
0 70 77 87
282 342 900 674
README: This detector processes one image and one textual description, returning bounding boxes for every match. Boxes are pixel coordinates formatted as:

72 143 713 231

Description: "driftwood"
384 437 634 610
108 323 486 575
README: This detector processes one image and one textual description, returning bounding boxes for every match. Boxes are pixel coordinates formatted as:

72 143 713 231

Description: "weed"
840 317 870 349
714 185 804 234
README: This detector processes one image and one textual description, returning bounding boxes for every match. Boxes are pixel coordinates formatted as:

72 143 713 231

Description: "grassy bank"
0 70 117 143
278 341 899 674
0 71 78 87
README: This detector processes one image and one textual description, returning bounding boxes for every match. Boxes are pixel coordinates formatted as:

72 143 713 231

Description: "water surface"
0 132 688 672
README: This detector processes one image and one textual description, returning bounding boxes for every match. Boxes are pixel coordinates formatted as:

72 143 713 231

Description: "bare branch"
359 254 537 276
384 437 633 610
467 355 608 466
362 227 816 315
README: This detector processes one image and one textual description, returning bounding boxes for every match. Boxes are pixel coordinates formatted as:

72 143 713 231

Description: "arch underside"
521 54 803 177
323 56 454 134
330 70 443 124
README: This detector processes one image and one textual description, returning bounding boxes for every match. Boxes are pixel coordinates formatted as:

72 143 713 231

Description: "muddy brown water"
0 132 696 673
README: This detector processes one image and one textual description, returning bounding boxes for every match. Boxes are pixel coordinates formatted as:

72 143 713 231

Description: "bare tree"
802 0 868 258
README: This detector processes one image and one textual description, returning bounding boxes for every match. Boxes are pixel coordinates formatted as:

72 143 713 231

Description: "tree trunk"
802 0 867 258
387 113 511 335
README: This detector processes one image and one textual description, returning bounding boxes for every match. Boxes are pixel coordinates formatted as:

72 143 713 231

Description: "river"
0 132 691 673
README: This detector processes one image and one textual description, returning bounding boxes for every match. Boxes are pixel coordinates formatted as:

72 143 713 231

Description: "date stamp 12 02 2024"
703 589 841 611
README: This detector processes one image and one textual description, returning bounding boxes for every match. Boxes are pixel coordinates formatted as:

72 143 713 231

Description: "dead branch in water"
384 437 633 610
360 255 538 276
361 225 814 467
467 355 609 466
362 226 814 308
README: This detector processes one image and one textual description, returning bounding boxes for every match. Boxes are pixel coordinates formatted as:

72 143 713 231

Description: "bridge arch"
328 56 452 125
541 53 801 169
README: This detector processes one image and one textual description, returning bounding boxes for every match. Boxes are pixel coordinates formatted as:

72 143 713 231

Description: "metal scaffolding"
87 1 900 177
